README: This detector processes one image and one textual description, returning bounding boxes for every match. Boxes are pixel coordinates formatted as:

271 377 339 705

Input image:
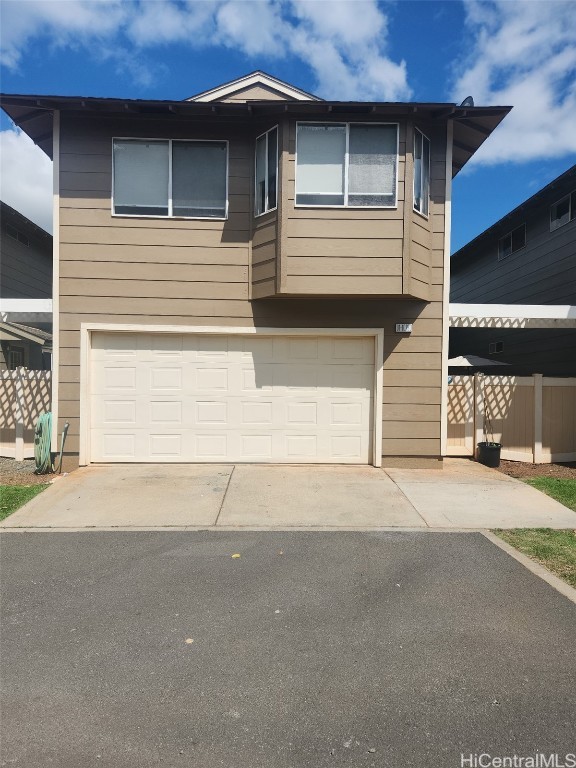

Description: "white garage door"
89 332 374 463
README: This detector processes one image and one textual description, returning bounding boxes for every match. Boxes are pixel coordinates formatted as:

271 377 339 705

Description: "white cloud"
0 129 53 234
0 0 410 101
452 0 576 165
0 1 409 235
288 0 409 100
0 0 129 69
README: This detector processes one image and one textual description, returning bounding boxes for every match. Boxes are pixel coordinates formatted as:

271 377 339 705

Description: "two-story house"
450 164 576 376
0 201 53 370
0 72 509 470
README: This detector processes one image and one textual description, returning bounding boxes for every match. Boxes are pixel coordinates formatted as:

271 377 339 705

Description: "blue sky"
1 0 575 251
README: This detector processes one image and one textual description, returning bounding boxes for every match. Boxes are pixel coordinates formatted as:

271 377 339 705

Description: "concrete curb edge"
482 530 576 606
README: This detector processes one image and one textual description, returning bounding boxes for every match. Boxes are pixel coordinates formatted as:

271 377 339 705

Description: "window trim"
111 137 229 221
489 341 504 355
550 190 575 232
7 346 26 370
294 121 399 209
254 125 279 218
5 224 30 246
497 223 526 261
413 127 431 219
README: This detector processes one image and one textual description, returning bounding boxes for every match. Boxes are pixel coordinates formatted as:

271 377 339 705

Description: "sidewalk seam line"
214 465 235 526
384 472 430 528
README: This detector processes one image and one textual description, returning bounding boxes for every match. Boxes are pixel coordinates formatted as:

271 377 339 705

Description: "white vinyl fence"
447 374 576 463
0 368 52 460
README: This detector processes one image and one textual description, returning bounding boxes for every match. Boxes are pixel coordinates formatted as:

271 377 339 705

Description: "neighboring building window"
8 347 25 369
498 224 526 260
113 138 228 219
295 123 398 207
413 128 430 216
550 191 576 231
5 224 29 246
255 126 278 216
489 341 504 354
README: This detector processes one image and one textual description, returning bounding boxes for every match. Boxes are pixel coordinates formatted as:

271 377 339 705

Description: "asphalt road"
1 531 575 768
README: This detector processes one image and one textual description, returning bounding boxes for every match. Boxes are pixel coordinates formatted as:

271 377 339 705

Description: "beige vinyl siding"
221 84 290 102
57 112 447 466
252 211 277 298
281 119 407 296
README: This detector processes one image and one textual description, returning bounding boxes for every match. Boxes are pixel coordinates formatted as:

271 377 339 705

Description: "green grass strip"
525 477 576 511
493 528 576 587
0 484 48 521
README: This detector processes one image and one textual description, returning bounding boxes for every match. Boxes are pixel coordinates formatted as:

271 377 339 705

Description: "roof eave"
0 93 511 175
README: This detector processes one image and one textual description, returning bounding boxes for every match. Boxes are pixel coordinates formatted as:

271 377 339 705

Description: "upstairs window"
255 126 278 216
550 191 576 231
498 223 526 260
113 138 228 219
295 123 398 207
413 128 430 216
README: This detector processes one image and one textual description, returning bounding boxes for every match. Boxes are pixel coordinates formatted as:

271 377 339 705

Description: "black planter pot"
477 442 502 468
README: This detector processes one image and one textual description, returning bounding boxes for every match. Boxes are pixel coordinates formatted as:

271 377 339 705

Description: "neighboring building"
0 201 53 370
0 71 509 470
450 165 576 376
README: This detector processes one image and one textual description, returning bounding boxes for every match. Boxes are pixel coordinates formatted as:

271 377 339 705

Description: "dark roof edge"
0 92 512 175
0 91 510 112
451 163 576 265
0 200 51 240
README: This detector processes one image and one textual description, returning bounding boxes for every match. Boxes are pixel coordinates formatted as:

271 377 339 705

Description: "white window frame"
413 127 431 219
111 137 229 221
550 190 575 232
498 223 526 261
294 122 399 209
254 125 279 218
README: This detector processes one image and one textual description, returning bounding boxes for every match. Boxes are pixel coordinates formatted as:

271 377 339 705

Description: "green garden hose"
34 412 52 474
34 414 70 475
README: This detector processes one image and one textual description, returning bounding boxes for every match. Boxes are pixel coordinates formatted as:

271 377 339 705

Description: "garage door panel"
90 332 375 463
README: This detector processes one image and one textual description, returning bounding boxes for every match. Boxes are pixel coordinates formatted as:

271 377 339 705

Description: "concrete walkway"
2 459 576 530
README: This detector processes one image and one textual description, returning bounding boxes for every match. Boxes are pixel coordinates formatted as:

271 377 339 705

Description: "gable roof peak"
186 70 322 103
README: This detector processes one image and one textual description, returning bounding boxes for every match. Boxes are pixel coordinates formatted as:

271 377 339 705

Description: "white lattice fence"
0 369 52 460
447 374 576 463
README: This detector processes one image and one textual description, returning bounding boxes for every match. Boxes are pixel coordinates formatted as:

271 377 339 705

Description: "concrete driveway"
1 531 575 768
2 459 576 530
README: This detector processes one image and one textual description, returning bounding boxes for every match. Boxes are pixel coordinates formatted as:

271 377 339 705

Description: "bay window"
295 123 398 207
112 138 228 218
255 126 278 216
413 128 430 216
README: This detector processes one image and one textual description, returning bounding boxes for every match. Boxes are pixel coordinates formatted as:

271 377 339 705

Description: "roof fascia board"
0 322 47 345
